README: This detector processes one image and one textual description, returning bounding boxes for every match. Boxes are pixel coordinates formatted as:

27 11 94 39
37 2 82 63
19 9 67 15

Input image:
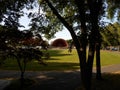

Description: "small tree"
0 26 46 88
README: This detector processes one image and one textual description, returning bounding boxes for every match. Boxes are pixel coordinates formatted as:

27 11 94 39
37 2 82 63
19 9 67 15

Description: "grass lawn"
0 49 120 71
99 50 120 66
2 49 120 90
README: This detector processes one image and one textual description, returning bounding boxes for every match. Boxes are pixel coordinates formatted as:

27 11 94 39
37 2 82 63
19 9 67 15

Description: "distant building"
51 38 68 48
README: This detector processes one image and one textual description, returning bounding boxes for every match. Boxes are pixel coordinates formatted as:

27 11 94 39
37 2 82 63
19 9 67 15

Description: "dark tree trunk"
86 42 95 90
74 0 90 89
96 42 102 80
45 0 88 89
16 58 24 89
86 0 103 89
45 0 103 90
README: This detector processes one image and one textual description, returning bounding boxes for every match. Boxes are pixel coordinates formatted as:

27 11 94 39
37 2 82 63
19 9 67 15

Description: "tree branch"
44 0 80 48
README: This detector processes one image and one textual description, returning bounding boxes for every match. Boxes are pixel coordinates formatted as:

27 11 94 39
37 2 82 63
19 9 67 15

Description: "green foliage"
0 0 35 28
106 0 120 20
0 25 47 80
0 1 119 89
101 22 120 47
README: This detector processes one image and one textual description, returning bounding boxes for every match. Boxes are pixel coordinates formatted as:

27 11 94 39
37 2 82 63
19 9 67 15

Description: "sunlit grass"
94 50 120 66
0 49 120 71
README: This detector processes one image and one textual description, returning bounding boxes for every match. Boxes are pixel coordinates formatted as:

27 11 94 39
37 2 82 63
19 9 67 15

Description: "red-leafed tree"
0 26 45 88
51 38 68 47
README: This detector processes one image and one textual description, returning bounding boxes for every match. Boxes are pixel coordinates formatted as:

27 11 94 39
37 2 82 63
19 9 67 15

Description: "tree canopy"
0 0 120 90
106 0 120 20
101 22 120 47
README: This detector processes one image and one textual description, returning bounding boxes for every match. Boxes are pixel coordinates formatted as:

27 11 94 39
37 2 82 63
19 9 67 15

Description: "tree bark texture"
96 42 102 80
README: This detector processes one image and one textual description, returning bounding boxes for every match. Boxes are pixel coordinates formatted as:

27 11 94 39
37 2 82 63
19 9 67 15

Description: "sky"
19 9 72 44
50 28 72 43
19 7 117 44
19 13 117 44
19 14 72 42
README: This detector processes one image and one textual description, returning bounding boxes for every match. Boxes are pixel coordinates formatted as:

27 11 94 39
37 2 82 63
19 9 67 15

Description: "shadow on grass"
44 54 73 61
45 58 60 60
47 50 73 57
25 62 80 71
74 73 120 90
3 70 81 90
41 62 80 71
42 49 73 61
4 72 120 90
91 73 120 90
0 49 75 71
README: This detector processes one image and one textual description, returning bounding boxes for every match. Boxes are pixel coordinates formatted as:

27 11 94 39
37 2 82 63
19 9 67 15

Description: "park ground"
0 49 120 90
1 64 120 90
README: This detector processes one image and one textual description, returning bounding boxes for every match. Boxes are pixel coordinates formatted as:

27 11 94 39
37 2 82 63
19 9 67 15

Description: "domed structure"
51 38 68 47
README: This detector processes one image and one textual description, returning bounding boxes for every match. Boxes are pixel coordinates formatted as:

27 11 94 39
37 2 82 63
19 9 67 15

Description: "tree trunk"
96 42 102 80
16 58 25 89
45 0 103 90
87 0 103 81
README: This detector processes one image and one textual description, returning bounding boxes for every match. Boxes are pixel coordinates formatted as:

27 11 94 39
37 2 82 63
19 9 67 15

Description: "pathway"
1 64 120 90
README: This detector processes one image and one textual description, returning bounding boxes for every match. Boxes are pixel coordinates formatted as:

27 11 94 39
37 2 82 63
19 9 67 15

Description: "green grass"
0 49 120 71
96 50 120 66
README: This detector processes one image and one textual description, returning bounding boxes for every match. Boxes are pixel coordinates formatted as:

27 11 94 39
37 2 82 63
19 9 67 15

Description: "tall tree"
0 0 107 90
39 0 103 90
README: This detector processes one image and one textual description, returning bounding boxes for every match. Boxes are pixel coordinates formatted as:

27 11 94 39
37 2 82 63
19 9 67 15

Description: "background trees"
106 0 120 20
51 38 68 47
0 0 120 90
0 25 46 88
101 22 120 50
39 0 103 90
